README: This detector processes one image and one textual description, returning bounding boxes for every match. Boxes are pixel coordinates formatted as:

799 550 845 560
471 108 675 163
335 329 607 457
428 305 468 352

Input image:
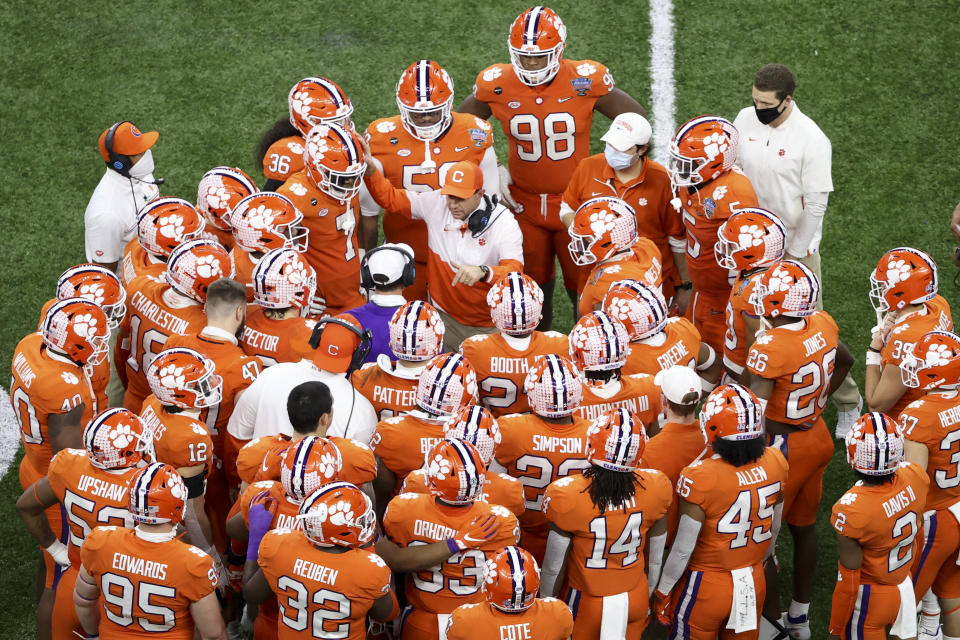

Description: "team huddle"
9 5 960 640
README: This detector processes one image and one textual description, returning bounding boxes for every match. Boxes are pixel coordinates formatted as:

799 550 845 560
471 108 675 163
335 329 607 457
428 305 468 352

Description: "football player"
74 463 224 640
492 354 591 561
372 352 477 516
459 6 647 329
242 482 398 639
900 331 960 639
16 408 148 640
196 166 259 250
541 409 672 638
446 546 574 640
353 300 446 420
366 59 499 301
228 192 308 301
668 115 759 355
242 247 317 367
569 309 661 425
277 122 374 316
745 260 854 636
401 405 525 516
654 384 788 639
715 207 787 381
865 247 952 420
567 196 662 316
828 413 928 639
120 196 206 286
383 438 520 639
119 238 232 412
461 271 568 416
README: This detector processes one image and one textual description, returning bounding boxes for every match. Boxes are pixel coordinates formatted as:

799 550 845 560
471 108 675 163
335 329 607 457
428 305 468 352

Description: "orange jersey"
723 270 763 375
679 447 788 571
121 275 207 411
578 240 663 314
495 413 591 531
900 391 960 511
121 240 165 287
351 359 419 420
229 248 258 302
543 469 672 595
623 317 701 376
401 468 525 516
80 526 218 640
677 168 758 296
241 305 316 367
201 225 234 251
46 448 137 565
276 172 364 314
383 492 519 614
37 299 111 408
365 112 494 259
577 373 661 426
830 462 929 585
882 295 953 417
372 413 446 491
235 435 377 487
643 422 707 539
263 135 306 183
746 311 839 428
258 528 392 640
139 395 213 471
239 480 302 531
461 331 569 417
473 59 614 196
447 598 574 640
10 332 98 477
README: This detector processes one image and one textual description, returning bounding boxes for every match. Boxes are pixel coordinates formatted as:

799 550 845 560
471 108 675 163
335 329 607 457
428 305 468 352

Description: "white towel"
726 566 758 633
889 576 917 639
600 591 630 640
437 613 452 640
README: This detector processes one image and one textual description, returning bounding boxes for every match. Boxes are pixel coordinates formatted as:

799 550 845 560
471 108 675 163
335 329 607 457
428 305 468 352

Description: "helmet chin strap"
420 139 436 171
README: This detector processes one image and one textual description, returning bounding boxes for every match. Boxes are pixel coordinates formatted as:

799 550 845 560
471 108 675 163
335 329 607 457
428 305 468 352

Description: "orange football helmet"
569 310 630 374
165 238 233 304
83 408 152 470
846 412 903 476
602 279 668 341
196 166 258 231
699 384 763 444
714 208 786 272
524 354 582 418
136 197 206 259
487 271 544 336
396 59 455 141
751 260 820 318
297 481 375 548
567 197 638 266
230 192 308 254
443 405 502 466
288 77 355 137
869 247 938 316
280 436 344 502
900 330 960 390
128 462 188 525
416 352 478 416
389 300 445 362
424 438 486 505
56 263 126 329
508 6 567 86
303 123 366 201
41 298 110 366
483 546 541 612
585 408 647 472
668 116 739 188
251 248 316 313
146 347 222 410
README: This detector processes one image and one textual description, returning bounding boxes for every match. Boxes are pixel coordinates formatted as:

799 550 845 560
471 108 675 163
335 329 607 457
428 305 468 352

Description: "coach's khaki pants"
437 309 497 353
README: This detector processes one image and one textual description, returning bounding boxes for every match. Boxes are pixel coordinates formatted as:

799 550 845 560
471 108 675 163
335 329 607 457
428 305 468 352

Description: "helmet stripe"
545 355 565 414
871 412 889 471
613 410 632 465
327 124 358 166
293 438 316 498
310 77 344 108
675 115 732 143
524 6 544 45
403 301 423 357
506 546 526 608
596 312 618 364
463 406 481 442
508 272 525 331
430 355 460 408
449 439 480 499
207 167 257 196
134 463 162 518
416 59 430 103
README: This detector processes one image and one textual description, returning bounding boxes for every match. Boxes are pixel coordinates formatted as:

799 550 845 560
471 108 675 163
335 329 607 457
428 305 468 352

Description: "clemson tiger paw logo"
288 142 304 155
483 558 498 584
158 364 186 389
766 267 795 292
375 121 396 134
158 214 186 240
924 342 951 366
368 554 386 568
712 185 729 201
838 493 858 506
702 132 729 160
737 224 764 248
604 298 633 323
107 424 136 449
587 211 616 236
553 475 576 488
463 371 478 397
428 454 453 480
168 474 188 500
482 67 502 82
701 395 725 421
306 136 330 161
72 313 100 338
327 500 356 526
246 205 274 230
318 452 340 478
194 255 223 279
77 283 106 306
884 259 911 284
289 183 308 197
61 372 79 385
570 326 591 350
201 182 231 212
290 91 314 117
576 62 597 76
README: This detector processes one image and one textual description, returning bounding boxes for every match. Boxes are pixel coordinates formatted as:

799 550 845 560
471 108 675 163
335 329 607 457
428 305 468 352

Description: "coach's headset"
308 316 373 375
360 244 416 291
104 120 164 185
466 193 499 237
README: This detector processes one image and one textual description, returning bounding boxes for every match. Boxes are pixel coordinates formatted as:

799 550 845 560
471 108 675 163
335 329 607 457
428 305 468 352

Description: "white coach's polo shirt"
84 169 160 264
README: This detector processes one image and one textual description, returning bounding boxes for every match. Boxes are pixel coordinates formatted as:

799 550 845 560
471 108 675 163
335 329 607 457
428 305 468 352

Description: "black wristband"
677 281 693 290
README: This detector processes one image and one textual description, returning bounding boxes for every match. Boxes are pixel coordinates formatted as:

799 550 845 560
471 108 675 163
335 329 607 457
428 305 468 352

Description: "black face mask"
755 98 785 125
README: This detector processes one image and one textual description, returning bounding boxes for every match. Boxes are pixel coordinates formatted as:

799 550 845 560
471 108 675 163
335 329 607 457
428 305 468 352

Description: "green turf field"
1 1 958 637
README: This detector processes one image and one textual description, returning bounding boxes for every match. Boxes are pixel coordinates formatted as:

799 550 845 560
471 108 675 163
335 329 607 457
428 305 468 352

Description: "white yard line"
0 386 18 480
648 0 676 165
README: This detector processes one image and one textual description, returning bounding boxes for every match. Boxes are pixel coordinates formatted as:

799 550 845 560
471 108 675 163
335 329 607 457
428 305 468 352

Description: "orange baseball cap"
97 121 159 162
312 315 363 374
440 161 483 199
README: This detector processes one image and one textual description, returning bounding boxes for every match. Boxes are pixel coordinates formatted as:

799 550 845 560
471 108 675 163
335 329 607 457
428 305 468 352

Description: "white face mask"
129 149 155 178
604 144 636 171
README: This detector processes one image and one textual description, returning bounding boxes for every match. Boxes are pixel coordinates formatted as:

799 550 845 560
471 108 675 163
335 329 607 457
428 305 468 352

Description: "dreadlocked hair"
584 368 621 385
854 470 896 485
254 116 300 168
581 465 643 514
712 436 766 467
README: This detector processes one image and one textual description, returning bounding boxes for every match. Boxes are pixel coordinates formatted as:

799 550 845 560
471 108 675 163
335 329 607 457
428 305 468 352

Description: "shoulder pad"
543 331 567 339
